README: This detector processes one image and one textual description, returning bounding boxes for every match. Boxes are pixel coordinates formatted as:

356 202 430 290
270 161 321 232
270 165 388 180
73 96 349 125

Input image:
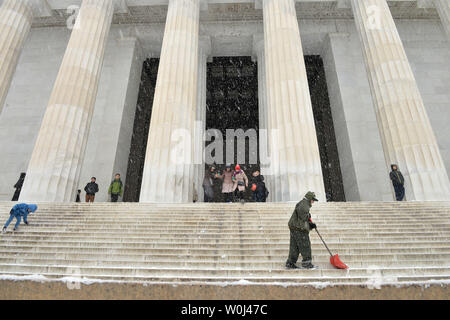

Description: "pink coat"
232 170 248 192
220 170 234 193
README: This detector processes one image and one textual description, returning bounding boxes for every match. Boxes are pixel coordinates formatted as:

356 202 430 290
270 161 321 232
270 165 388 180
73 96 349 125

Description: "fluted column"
19 0 114 202
140 0 200 203
0 0 33 114
253 34 272 201
435 0 450 39
194 37 210 202
351 0 450 200
262 0 325 202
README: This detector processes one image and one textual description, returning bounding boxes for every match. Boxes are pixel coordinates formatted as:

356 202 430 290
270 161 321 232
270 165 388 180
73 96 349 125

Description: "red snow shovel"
314 227 348 269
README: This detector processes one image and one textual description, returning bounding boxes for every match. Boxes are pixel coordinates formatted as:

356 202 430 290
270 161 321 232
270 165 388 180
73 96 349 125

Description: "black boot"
285 262 299 269
302 263 318 269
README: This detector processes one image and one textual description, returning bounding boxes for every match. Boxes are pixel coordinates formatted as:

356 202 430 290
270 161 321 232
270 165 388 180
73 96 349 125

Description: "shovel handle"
314 228 334 257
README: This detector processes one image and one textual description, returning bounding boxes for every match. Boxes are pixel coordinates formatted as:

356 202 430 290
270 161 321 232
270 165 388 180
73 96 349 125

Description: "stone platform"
0 201 449 299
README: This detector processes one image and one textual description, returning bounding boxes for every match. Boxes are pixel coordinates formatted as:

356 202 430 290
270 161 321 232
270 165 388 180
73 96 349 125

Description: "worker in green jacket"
286 191 319 269
108 173 123 202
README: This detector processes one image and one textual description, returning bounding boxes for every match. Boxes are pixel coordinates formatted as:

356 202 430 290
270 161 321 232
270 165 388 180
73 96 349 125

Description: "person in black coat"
75 190 81 203
203 166 217 203
390 164 405 201
252 170 268 202
12 173 26 201
84 177 99 202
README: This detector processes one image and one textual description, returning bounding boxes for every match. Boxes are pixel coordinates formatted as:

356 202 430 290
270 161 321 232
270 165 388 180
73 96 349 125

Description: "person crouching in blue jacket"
2 203 38 233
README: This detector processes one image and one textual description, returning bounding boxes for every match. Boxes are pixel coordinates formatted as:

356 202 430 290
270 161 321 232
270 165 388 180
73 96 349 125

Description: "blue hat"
27 204 38 213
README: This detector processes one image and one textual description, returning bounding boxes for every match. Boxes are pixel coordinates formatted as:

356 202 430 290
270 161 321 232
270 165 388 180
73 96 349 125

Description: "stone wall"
0 27 144 202
322 30 392 202
398 20 450 179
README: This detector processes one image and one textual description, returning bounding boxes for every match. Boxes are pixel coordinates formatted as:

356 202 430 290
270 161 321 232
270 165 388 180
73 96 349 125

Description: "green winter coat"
288 198 312 233
108 179 123 196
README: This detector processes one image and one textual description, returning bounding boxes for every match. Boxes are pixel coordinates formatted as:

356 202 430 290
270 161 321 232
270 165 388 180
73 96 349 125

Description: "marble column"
19 0 114 202
351 0 450 200
0 0 33 114
140 0 200 203
434 0 450 39
253 34 272 201
194 37 210 202
262 0 325 202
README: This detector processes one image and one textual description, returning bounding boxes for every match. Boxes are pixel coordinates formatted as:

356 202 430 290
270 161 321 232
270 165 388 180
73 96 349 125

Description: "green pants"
286 229 312 266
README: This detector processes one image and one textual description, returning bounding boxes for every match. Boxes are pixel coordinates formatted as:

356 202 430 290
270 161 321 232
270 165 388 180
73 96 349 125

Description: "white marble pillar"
0 0 33 114
253 34 272 201
19 0 114 202
194 37 210 202
434 0 450 39
351 0 450 200
140 0 200 203
262 0 326 202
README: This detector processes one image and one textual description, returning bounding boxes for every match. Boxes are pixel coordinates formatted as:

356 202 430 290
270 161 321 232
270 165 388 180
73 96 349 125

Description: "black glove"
309 222 317 229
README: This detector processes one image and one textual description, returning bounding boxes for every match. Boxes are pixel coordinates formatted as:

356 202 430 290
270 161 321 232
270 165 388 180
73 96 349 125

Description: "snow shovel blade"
330 254 348 269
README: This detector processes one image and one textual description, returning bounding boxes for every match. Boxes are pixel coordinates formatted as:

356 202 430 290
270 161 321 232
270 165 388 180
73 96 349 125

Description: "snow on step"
0 201 449 287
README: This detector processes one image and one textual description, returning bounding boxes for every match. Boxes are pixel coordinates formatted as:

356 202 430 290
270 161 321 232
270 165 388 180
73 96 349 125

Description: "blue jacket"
10 203 38 218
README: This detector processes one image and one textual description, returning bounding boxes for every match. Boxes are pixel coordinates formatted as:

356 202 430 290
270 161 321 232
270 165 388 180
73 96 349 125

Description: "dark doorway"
123 58 159 202
306 56 345 202
205 57 259 202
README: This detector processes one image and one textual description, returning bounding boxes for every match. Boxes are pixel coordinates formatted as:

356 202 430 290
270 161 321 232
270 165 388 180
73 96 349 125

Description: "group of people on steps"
202 164 269 203
75 174 124 203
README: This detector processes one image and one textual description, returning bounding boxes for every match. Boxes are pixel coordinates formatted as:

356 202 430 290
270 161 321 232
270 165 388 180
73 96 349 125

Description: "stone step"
3 222 448 228
1 206 448 211
0 242 449 256
0 263 448 277
1 209 448 214
0 249 447 261
4 215 446 220
2 239 450 249
1 215 448 221
2 222 449 228
0 251 448 262
3 232 450 242
1 216 447 222
1 259 448 269
1 236 449 246
2 270 449 286
0 248 447 258
1 204 449 210
2 201 449 206
3 229 447 235
3 230 449 237
1 245 448 256
0 257 449 269
2 236 450 247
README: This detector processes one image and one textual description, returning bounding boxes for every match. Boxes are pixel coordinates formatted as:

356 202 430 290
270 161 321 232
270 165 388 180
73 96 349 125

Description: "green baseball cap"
305 191 319 201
